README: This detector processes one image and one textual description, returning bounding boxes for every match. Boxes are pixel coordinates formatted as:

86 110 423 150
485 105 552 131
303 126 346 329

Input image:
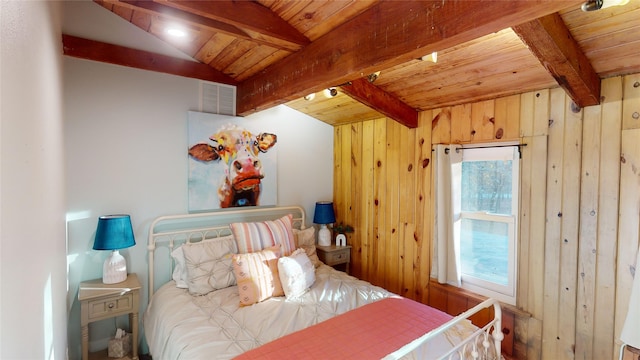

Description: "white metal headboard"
147 206 306 300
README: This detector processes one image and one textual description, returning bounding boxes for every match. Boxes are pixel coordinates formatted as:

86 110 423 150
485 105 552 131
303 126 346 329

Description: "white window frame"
456 144 519 305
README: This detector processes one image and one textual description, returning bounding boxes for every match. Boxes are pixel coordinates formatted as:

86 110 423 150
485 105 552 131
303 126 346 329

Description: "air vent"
200 82 236 116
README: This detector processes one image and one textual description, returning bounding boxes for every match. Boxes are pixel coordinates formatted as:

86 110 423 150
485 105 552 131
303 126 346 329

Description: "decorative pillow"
278 248 316 299
181 236 238 295
170 235 235 289
230 214 296 256
170 245 190 288
232 246 284 306
293 227 321 267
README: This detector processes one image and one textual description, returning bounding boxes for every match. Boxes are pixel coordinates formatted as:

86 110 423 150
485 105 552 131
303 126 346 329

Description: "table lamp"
313 201 335 247
93 214 136 284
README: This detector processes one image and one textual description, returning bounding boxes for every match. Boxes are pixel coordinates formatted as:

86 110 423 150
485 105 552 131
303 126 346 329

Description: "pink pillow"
230 214 296 256
232 246 284 306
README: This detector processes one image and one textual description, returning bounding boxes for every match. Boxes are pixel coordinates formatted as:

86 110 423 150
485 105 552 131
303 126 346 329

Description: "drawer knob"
108 303 115 309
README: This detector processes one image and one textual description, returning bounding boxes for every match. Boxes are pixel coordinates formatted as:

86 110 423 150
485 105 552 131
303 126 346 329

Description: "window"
457 145 519 304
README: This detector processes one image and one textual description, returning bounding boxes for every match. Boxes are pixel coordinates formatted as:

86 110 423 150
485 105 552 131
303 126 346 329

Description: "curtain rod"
436 143 527 158
451 143 527 153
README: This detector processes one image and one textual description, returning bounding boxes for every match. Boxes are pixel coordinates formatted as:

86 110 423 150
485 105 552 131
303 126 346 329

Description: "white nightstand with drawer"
79 273 140 360
316 245 351 274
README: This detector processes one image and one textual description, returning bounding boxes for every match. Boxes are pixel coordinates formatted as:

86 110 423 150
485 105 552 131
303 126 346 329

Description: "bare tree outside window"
455 146 519 305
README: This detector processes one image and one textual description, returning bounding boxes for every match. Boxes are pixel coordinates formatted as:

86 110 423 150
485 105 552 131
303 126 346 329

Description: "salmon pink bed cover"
236 297 452 360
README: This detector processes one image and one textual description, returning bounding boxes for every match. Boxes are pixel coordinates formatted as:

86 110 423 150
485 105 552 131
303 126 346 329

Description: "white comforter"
144 265 393 360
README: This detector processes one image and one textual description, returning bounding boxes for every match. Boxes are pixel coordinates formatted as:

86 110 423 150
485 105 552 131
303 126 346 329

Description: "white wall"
63 58 334 358
1 1 68 359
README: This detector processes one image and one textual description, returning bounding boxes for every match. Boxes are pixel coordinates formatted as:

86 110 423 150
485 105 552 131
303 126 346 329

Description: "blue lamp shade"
93 214 135 284
313 201 336 225
313 202 335 247
93 214 136 250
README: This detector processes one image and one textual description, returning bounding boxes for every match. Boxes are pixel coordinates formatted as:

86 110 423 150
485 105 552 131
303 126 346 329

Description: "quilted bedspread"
143 265 463 360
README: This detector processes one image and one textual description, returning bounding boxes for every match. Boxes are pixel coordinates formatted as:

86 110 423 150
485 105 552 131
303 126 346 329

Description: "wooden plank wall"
334 112 433 301
333 73 640 359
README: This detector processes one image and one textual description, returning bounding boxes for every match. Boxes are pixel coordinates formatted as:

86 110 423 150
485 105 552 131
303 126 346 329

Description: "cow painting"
189 123 277 208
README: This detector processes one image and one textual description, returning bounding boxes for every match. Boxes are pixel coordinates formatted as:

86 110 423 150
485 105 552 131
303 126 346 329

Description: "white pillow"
277 248 316 299
170 235 235 289
182 236 238 295
170 245 189 288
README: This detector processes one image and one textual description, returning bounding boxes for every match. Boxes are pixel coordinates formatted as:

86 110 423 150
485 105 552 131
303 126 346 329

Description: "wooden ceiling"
63 0 640 128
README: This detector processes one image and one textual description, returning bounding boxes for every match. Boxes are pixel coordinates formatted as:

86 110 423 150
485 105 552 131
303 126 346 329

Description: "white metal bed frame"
145 205 503 360
385 298 503 360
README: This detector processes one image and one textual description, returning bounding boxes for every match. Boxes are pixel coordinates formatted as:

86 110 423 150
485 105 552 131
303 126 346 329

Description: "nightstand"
316 245 351 274
79 273 141 360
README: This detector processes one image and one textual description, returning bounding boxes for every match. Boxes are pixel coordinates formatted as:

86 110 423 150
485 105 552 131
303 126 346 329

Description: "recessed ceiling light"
167 27 187 38
323 88 338 98
581 0 629 11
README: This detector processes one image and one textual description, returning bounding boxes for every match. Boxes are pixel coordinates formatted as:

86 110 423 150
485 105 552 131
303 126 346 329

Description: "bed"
143 206 503 359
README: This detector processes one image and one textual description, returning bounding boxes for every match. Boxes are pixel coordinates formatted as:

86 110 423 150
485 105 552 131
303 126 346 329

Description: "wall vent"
200 81 236 116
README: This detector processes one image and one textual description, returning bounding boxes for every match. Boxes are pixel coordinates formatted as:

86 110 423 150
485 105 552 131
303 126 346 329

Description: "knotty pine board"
593 76 622 360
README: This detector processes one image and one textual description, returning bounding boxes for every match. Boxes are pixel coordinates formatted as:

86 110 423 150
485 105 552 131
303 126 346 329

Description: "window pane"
460 218 509 286
461 160 513 214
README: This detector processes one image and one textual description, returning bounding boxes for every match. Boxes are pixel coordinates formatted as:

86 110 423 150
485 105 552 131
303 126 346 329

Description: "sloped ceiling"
62 0 640 127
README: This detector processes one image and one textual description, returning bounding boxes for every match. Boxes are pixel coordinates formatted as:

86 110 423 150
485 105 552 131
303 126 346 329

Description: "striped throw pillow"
230 214 296 255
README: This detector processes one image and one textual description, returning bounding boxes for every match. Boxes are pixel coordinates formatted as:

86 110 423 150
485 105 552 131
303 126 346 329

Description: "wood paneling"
334 73 640 359
428 280 520 358
334 116 433 298
416 110 433 303
574 76 623 359
622 74 640 130
563 89 583 358
575 100 602 360
615 127 640 358
593 77 622 359
519 133 549 360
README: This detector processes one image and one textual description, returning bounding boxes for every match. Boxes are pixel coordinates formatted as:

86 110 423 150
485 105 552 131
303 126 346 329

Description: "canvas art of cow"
188 124 277 208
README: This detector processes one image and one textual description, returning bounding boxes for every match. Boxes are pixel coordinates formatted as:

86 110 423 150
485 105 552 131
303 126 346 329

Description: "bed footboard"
384 298 503 360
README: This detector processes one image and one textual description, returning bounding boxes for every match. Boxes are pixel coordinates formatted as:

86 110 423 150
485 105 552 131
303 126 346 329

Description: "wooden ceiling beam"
62 34 238 85
512 12 601 108
236 0 584 117
101 0 245 38
340 78 418 128
101 0 309 51
153 0 310 51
